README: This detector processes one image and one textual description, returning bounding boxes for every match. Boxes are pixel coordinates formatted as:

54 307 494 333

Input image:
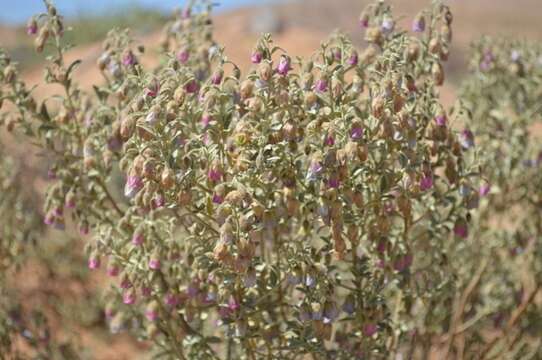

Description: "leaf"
66 59 82 79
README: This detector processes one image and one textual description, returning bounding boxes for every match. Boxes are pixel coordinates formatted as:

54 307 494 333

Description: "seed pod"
240 80 254 100
365 27 382 44
160 167 175 189
429 38 441 55
35 27 49 53
431 62 444 86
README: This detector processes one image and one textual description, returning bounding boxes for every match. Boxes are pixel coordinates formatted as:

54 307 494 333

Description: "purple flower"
351 126 363 140
185 79 199 94
251 51 263 64
123 290 136 305
479 183 491 196
201 114 212 128
212 193 223 204
307 161 323 181
120 275 132 289
211 71 223 85
381 18 395 34
459 129 475 149
435 115 447 127
412 17 425 33
314 79 328 93
276 56 291 76
393 254 413 272
328 177 340 189
359 18 369 28
324 134 335 146
44 213 55 226
347 51 359 66
420 175 433 191
107 265 120 277
141 286 152 297
27 20 38 35
149 258 161 270
207 168 223 182
363 323 378 337
227 296 240 312
132 233 144 246
511 50 521 62
177 49 190 64
122 50 136 67
145 308 158 322
164 293 180 308
124 175 143 198
342 295 356 315
454 220 468 239
88 257 101 270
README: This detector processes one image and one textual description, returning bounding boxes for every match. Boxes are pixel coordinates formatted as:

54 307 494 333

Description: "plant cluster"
0 0 540 359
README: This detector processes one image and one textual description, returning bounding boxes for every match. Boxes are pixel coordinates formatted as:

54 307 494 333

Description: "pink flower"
207 167 223 182
88 257 100 270
185 79 199 94
27 20 38 35
107 265 120 277
314 79 328 93
123 290 136 305
479 183 491 196
201 114 212 128
363 323 378 337
276 56 291 76
251 51 263 64
454 220 468 239
324 134 335 146
149 258 161 270
124 175 143 198
459 129 475 149
132 232 144 246
420 175 433 191
351 126 363 140
176 49 190 64
347 51 359 66
228 296 240 312
435 115 447 127
122 50 136 67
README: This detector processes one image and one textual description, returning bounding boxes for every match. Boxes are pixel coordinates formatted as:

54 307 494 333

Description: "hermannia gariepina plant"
5 0 540 358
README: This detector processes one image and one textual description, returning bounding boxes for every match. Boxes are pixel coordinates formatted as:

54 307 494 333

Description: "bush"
1 0 540 359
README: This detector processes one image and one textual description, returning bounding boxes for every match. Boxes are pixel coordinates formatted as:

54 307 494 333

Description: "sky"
0 0 268 24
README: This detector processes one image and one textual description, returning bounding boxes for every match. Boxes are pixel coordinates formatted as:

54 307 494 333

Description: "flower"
276 56 291 76
314 79 328 93
351 126 363 140
347 51 359 66
412 14 425 32
454 219 468 239
459 129 475 149
363 323 378 337
26 19 38 35
122 50 136 67
251 51 263 64
435 115 447 127
123 290 136 305
185 79 199 94
420 175 433 191
479 183 491 196
177 48 190 64
124 175 143 198
88 255 100 270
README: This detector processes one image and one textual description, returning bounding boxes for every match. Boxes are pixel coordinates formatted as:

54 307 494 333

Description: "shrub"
12 0 542 359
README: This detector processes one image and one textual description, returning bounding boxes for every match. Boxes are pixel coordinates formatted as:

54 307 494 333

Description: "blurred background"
0 0 541 358
0 0 541 99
